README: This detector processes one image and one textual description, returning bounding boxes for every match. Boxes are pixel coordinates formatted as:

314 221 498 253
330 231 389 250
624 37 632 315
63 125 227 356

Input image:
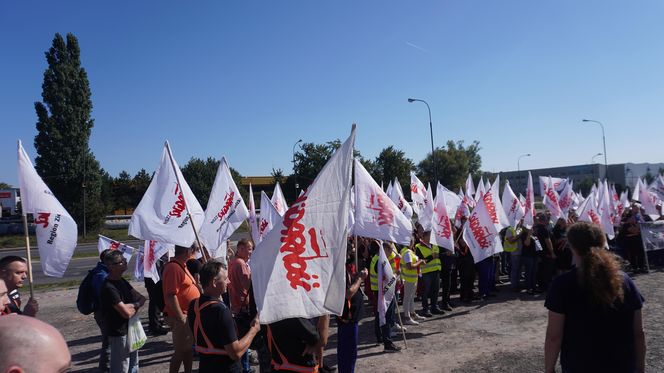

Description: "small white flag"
542 177 563 221
502 181 524 228
143 240 173 282
462 190 503 264
248 184 260 244
387 177 414 220
271 182 288 217
353 160 412 245
377 242 396 326
199 157 250 259
17 140 78 278
431 183 455 251
258 191 282 243
128 142 205 247
134 246 145 281
523 172 535 229
98 235 134 264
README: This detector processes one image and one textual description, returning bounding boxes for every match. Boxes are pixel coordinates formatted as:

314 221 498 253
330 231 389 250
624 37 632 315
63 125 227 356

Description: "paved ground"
34 268 663 373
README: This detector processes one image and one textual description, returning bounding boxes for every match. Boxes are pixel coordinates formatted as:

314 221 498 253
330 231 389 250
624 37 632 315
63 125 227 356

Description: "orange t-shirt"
162 258 200 316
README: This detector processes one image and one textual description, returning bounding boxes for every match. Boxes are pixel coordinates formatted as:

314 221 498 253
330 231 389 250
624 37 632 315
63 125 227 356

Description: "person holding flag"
373 241 401 352
415 227 442 317
0 256 38 316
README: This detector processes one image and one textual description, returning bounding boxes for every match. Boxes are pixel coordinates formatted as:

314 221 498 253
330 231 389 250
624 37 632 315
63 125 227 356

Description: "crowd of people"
0 202 654 373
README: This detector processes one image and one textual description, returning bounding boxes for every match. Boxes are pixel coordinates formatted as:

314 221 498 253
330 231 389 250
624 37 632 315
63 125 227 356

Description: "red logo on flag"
34 212 51 228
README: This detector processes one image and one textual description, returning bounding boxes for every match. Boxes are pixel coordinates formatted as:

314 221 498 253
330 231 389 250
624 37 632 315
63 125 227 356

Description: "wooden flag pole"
164 141 210 263
21 214 35 299
394 300 408 349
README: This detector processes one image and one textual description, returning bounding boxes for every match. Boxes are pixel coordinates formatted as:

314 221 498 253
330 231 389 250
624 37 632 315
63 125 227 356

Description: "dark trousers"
337 322 359 373
477 257 494 297
421 271 440 312
143 277 162 329
93 309 110 372
440 255 455 306
538 256 556 291
458 255 475 301
374 299 395 344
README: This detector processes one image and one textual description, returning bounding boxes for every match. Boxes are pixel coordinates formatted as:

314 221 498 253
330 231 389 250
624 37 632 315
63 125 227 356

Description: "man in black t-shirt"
535 213 556 291
101 250 146 373
267 317 320 372
188 260 260 373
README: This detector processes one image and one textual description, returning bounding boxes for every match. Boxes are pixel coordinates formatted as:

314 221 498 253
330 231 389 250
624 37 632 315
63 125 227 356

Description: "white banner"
431 183 455 251
502 181 524 228
271 182 288 217
17 140 78 278
143 240 173 281
129 142 205 247
251 126 355 324
199 157 249 259
258 191 282 243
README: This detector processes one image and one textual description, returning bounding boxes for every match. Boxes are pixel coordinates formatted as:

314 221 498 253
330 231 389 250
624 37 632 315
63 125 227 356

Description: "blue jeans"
337 322 359 373
109 335 138 373
477 257 494 296
522 256 537 291
241 349 252 373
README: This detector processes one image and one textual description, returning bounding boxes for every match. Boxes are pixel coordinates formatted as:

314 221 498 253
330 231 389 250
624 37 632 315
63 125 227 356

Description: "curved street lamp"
408 98 436 183
292 139 303 197
517 153 531 192
591 152 603 164
582 119 607 180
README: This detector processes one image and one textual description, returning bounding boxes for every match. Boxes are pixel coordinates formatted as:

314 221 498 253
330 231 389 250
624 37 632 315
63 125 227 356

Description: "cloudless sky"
1 0 663 187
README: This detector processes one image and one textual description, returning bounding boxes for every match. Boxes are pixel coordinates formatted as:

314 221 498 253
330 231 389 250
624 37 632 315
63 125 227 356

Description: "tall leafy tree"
293 139 367 191
417 140 482 190
34 33 104 232
181 157 245 207
372 146 415 190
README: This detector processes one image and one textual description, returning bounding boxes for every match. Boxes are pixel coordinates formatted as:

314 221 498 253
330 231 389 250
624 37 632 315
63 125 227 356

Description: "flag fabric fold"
502 181 524 228
388 177 414 220
17 140 78 278
143 240 173 282
462 191 503 264
271 182 288 217
523 172 535 229
98 235 134 263
431 183 455 251
248 184 260 244
258 191 282 243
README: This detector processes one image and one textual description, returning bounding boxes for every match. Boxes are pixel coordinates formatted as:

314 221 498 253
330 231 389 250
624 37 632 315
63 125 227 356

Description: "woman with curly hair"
544 222 646 373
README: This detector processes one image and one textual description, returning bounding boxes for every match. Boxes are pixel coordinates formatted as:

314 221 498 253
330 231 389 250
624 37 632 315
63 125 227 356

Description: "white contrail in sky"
405 41 431 54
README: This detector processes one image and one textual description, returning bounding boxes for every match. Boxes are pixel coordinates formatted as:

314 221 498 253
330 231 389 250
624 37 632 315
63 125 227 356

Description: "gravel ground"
35 268 663 373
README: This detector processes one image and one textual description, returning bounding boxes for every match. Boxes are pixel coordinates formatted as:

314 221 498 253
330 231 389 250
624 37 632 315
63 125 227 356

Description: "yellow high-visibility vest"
399 246 419 284
369 255 379 291
415 243 441 273
503 226 519 253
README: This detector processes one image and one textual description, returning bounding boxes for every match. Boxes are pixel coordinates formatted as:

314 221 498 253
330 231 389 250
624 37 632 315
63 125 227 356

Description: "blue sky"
1 0 663 186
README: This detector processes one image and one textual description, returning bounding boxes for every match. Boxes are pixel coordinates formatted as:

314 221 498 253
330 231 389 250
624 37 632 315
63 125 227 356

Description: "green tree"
181 157 245 207
34 33 104 232
111 171 132 214
0 182 12 189
575 177 594 196
372 146 415 191
293 139 367 191
417 140 482 190
271 168 285 185
131 169 152 208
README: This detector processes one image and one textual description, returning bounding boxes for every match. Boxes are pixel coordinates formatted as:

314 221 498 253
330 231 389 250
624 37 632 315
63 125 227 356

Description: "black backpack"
76 266 107 315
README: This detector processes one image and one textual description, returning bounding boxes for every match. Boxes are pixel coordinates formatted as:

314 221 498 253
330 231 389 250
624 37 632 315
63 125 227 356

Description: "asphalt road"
0 232 249 286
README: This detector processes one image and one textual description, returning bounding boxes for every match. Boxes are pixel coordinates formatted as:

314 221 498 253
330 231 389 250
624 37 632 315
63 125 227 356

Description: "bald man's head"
0 315 70 373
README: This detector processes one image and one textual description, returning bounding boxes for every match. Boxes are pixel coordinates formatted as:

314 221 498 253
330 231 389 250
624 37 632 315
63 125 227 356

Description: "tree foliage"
293 139 369 191
0 182 12 189
417 140 482 190
181 157 245 207
372 146 415 190
34 33 104 230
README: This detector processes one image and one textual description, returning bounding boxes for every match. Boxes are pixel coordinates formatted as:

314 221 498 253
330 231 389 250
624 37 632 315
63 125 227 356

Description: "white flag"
98 235 134 263
431 183 455 251
17 140 78 278
388 177 414 220
377 242 396 326
648 175 664 201
577 193 601 225
598 182 616 239
353 160 412 245
462 191 503 264
143 240 173 282
558 182 574 220
410 172 427 219
134 246 144 281
271 182 288 217
385 180 394 198
523 172 535 229
639 179 660 221
248 184 260 244
438 183 461 219
465 174 476 197
199 157 250 259
502 181 524 228
488 174 510 230
542 177 563 221
129 142 205 248
475 176 486 202
251 126 355 324
258 191 282 243
632 178 642 202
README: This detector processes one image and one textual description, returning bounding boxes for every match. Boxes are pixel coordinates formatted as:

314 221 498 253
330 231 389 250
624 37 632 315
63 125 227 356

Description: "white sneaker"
411 313 426 321
403 318 419 326
393 323 407 332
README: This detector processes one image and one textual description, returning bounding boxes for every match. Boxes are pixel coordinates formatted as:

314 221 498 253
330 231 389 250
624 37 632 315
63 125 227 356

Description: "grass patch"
34 280 81 292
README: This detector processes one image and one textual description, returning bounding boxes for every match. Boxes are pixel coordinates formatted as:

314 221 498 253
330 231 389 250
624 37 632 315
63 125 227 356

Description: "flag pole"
394 300 408 349
164 141 210 263
21 214 35 298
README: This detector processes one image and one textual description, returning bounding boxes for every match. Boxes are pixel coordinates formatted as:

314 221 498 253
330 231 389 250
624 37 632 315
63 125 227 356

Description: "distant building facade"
500 162 664 196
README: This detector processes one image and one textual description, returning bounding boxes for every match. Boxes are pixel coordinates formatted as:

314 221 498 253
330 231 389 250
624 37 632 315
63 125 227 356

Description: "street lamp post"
582 119 607 180
592 153 603 180
408 98 436 184
517 153 531 193
292 139 303 198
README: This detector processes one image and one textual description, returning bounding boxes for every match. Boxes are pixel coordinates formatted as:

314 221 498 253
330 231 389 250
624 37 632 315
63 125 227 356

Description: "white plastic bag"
127 314 147 352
